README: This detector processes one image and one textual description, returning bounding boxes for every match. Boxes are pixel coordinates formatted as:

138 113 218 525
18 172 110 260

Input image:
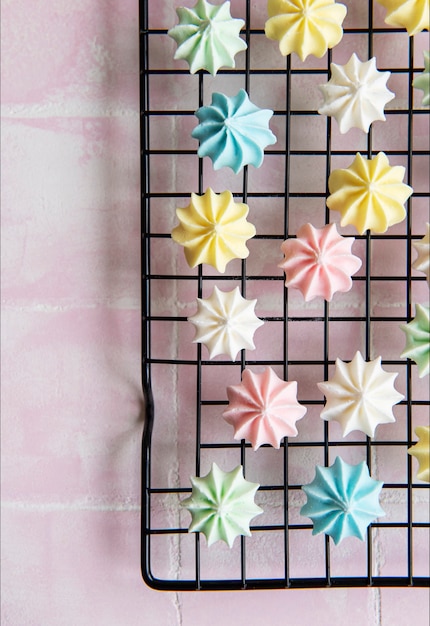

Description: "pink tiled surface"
1 1 429 624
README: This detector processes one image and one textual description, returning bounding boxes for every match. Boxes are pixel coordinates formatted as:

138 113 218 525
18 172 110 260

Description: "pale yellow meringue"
171 188 256 273
265 0 347 61
375 0 429 36
327 152 413 234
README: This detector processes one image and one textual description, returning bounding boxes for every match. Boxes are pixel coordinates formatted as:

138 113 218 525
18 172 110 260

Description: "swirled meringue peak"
408 426 430 482
375 0 429 36
188 286 264 361
223 367 307 450
171 188 256 273
413 223 430 285
301 457 385 544
192 89 277 173
265 0 347 61
413 50 430 106
278 223 362 302
401 304 430 378
181 463 263 547
317 351 404 437
318 53 395 133
168 0 247 75
327 152 413 235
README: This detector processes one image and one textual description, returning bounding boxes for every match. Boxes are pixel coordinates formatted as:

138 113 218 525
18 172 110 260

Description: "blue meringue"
192 89 277 174
301 457 385 545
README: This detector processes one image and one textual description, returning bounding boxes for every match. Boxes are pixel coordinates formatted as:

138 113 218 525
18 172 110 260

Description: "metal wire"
140 0 430 590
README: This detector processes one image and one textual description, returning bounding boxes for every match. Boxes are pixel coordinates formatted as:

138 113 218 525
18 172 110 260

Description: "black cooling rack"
140 0 430 590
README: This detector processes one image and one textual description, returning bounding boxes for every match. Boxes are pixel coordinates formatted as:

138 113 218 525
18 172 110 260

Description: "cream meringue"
171 188 256 273
327 152 413 235
188 286 264 361
317 351 404 437
168 0 247 75
401 304 430 377
223 367 307 450
375 0 429 36
412 223 430 284
318 53 395 134
278 223 362 302
408 426 430 482
192 90 276 174
265 0 347 61
182 463 263 547
301 457 385 544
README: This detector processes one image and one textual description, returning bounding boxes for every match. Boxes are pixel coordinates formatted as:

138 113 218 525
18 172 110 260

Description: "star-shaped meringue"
181 463 263 547
318 53 395 133
168 0 247 75
278 222 362 302
375 0 429 36
327 152 413 234
413 51 430 106
265 0 347 61
412 223 430 285
408 426 430 482
223 367 307 450
188 286 264 361
301 457 385 544
317 351 404 437
171 188 256 273
192 90 276 174
401 304 430 377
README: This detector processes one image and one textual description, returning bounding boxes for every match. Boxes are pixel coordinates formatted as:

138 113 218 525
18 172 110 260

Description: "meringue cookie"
301 457 385 544
223 367 307 450
375 0 429 36
278 223 362 302
168 0 247 75
192 90 276 173
317 351 404 437
413 50 430 106
181 463 263 547
171 188 256 273
401 304 430 377
412 223 430 284
188 286 264 361
327 152 413 235
265 0 347 61
408 426 430 482
318 53 395 133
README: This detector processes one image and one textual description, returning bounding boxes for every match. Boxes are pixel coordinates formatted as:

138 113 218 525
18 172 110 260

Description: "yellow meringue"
327 152 413 234
171 188 256 273
265 0 347 61
375 0 429 36
408 426 430 482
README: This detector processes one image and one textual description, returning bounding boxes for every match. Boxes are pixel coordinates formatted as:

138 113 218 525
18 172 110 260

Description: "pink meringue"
278 223 362 302
223 367 307 450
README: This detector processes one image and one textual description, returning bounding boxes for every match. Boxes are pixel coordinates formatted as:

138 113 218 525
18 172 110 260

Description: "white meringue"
317 351 404 437
318 53 395 133
188 286 264 361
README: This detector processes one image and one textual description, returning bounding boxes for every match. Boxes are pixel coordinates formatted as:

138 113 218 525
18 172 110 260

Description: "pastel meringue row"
168 1 429 75
181 370 428 547
181 457 386 548
182 428 430 548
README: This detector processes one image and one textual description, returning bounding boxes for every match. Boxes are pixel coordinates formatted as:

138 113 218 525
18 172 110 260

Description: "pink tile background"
1 0 429 624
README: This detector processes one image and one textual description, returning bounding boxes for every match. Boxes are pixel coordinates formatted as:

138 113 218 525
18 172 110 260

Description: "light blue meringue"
301 456 385 545
192 89 277 174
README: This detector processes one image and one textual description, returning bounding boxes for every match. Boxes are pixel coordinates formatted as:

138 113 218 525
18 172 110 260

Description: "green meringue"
401 304 430 377
168 0 247 75
181 463 263 547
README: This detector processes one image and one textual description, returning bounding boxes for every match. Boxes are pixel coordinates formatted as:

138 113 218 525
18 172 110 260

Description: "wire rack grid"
140 0 430 591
